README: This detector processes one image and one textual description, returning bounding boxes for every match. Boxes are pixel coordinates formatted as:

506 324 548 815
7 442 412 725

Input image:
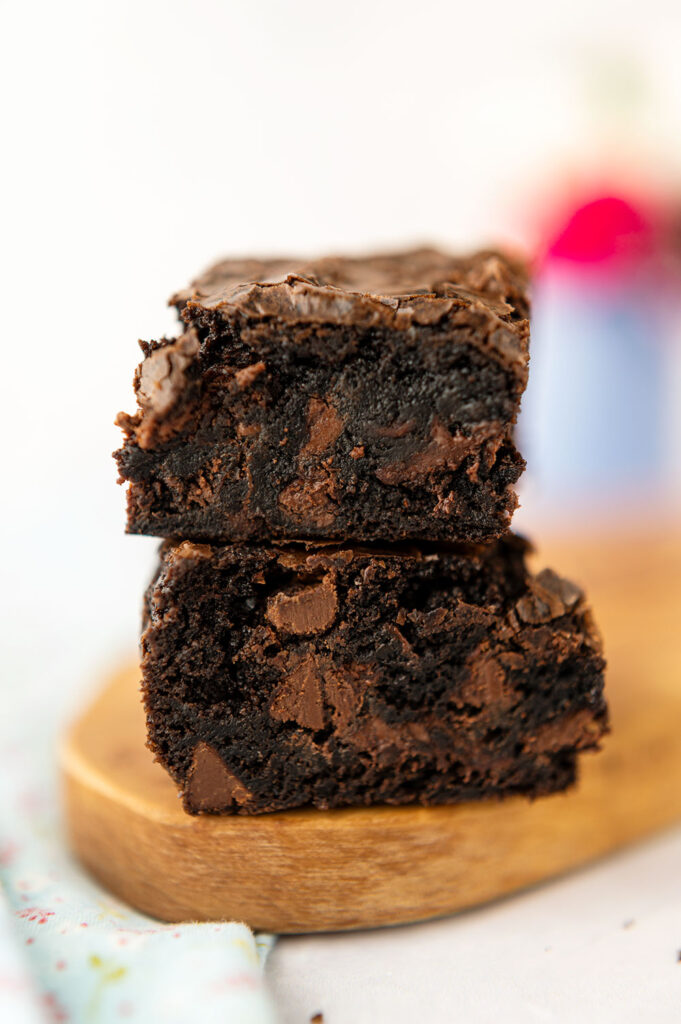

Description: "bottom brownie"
141 535 607 815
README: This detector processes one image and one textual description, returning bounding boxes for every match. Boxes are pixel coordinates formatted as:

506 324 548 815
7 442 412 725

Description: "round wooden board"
62 531 681 933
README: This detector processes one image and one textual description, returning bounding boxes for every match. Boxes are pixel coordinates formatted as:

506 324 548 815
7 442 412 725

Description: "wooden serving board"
61 531 681 933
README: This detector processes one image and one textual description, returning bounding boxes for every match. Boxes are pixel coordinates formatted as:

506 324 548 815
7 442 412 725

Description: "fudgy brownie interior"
141 535 607 815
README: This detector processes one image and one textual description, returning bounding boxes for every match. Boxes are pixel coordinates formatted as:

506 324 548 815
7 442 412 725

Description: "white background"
2 2 681 1021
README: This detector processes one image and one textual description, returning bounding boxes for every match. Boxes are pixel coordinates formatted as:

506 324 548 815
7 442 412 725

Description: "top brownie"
115 248 529 543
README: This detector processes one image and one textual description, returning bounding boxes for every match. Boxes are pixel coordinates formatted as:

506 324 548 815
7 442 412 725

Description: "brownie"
141 534 607 815
115 248 529 543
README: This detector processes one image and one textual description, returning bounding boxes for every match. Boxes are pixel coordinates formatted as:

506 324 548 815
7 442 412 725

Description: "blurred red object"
531 185 681 289
546 195 653 266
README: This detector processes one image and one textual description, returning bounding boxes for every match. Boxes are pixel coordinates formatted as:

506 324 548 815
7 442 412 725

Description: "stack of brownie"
115 249 607 815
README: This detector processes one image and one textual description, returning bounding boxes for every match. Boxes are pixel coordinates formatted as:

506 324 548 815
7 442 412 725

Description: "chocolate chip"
266 575 338 635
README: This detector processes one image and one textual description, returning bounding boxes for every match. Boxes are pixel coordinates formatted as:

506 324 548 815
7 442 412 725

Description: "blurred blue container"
518 192 681 516
520 271 668 499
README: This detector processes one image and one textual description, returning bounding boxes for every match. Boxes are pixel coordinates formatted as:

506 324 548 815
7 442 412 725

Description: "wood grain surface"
61 531 681 932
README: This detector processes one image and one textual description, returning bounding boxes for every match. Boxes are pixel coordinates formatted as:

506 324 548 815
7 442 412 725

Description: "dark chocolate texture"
141 535 608 815
116 248 529 543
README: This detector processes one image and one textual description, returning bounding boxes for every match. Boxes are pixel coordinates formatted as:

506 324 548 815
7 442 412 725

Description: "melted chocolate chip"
266 575 338 635
185 743 253 813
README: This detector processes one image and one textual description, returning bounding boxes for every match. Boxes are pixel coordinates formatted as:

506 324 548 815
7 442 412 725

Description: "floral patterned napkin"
0 726 276 1023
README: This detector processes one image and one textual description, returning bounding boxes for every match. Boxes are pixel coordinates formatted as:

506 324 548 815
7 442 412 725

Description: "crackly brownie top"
171 247 530 336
